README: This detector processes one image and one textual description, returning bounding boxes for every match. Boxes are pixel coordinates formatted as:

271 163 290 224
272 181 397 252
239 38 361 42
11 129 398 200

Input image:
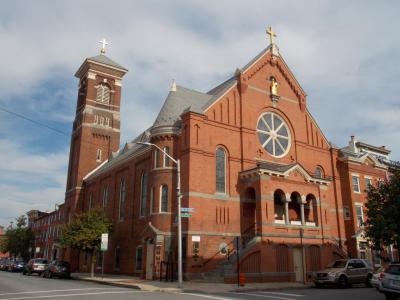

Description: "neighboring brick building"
0 226 9 258
27 32 398 282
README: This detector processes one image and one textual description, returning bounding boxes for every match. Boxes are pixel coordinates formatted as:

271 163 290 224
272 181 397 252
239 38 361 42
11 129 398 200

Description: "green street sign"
101 233 108 251
181 213 192 218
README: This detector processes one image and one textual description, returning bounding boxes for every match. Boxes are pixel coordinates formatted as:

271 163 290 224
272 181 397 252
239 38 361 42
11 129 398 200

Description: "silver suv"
379 263 400 300
313 259 373 288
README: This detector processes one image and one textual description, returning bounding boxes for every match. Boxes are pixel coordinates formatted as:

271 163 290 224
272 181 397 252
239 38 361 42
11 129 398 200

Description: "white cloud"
1 0 400 226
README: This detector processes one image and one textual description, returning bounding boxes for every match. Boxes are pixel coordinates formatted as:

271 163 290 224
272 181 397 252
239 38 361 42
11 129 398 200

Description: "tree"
59 208 112 277
365 170 400 257
0 215 34 261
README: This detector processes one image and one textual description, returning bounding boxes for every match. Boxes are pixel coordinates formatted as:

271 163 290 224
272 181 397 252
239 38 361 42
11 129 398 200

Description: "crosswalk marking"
227 292 297 300
259 291 304 297
0 290 143 300
184 293 240 300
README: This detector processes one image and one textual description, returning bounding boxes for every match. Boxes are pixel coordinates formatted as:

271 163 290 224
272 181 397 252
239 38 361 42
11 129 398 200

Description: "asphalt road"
0 271 386 300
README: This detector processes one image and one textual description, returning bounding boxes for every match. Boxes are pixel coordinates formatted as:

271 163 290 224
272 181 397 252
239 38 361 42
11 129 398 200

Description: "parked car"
23 258 48 275
0 259 9 271
371 266 386 289
379 263 400 300
313 258 374 288
7 260 25 272
42 261 71 279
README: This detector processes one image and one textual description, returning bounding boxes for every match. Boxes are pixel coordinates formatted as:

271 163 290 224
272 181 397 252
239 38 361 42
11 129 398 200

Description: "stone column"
300 195 306 225
285 193 291 225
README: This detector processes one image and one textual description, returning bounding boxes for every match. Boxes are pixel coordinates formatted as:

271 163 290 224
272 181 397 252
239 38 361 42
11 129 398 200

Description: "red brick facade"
27 40 398 282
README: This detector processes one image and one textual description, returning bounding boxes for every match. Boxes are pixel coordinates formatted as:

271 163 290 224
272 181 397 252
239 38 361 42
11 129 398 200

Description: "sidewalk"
72 273 312 294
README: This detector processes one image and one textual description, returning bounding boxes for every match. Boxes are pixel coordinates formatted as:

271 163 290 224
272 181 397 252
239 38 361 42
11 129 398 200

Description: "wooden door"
146 243 154 280
293 248 304 282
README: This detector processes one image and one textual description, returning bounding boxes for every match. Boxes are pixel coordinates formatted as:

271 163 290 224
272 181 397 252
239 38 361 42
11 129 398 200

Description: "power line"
0 105 70 137
0 104 116 150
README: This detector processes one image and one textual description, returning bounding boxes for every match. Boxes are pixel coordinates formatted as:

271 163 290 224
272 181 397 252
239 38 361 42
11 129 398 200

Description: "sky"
0 0 399 227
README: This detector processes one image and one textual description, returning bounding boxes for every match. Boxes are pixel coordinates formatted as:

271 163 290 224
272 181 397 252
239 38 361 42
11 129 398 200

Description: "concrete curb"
71 276 141 290
72 275 312 294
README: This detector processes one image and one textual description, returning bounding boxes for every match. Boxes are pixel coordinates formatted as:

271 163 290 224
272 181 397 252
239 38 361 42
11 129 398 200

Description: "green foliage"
59 208 112 254
365 170 400 250
1 215 34 261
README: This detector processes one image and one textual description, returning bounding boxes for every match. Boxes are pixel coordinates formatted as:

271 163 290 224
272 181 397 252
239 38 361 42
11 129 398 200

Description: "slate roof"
257 161 296 173
87 54 128 71
152 85 213 128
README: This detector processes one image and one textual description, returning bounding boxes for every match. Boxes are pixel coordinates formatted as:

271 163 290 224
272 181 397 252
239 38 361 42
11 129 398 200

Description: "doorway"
293 247 304 282
241 187 256 247
146 240 154 280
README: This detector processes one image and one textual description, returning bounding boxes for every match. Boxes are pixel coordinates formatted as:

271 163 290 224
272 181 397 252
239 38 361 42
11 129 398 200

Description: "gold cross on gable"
266 26 277 45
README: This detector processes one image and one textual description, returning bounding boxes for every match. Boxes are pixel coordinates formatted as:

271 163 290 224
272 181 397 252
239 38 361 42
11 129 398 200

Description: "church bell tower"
65 40 128 212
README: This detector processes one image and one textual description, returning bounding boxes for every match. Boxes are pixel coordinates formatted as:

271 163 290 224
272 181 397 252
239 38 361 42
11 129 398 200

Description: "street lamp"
136 141 183 288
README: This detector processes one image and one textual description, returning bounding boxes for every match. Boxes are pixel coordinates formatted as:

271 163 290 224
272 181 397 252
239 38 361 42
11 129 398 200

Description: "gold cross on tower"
99 38 109 55
266 26 277 45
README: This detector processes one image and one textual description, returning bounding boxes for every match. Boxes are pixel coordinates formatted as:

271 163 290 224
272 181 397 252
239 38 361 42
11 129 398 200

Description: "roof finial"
266 26 277 45
170 79 177 92
99 38 109 55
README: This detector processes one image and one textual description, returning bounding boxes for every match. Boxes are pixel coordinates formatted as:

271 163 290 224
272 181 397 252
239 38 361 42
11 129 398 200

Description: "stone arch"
289 191 301 223
273 189 286 223
305 193 318 225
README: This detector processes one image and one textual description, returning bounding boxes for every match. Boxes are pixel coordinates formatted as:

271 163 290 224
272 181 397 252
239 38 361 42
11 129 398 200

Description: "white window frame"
365 177 373 191
355 204 364 227
160 185 169 213
163 146 170 168
352 175 361 193
153 149 159 169
215 147 227 194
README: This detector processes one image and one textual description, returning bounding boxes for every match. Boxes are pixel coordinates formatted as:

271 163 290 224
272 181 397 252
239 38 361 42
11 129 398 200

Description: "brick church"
28 29 398 282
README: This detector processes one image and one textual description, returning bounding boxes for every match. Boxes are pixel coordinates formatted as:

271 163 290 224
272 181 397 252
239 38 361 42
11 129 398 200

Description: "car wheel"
338 275 348 288
365 274 372 288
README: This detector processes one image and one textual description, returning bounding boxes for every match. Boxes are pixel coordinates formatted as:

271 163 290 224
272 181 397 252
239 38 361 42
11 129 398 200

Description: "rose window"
257 112 291 157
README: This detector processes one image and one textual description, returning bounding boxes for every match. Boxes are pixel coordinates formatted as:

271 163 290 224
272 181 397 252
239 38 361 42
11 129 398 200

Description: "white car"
379 263 400 300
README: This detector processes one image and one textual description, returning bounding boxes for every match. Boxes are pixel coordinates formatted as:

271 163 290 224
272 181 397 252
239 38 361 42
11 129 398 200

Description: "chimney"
349 135 358 153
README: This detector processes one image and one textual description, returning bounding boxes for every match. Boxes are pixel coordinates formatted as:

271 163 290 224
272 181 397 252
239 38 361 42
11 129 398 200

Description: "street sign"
101 233 108 251
181 207 195 213
181 213 192 218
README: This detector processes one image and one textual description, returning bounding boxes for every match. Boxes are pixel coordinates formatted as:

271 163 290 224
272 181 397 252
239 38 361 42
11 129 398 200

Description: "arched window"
153 149 159 169
216 147 226 193
96 83 110 104
289 192 302 223
305 194 318 225
315 166 324 179
140 172 148 217
163 146 170 167
119 179 125 221
160 185 168 212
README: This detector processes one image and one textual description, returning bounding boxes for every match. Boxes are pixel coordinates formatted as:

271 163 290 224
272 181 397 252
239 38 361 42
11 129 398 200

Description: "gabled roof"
152 85 213 129
240 161 331 185
87 54 128 71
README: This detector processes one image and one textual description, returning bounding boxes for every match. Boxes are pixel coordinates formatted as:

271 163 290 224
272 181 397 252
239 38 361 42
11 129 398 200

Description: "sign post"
101 233 108 279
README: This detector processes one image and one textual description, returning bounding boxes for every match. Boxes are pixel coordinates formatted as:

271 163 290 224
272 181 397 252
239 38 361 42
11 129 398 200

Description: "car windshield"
327 260 347 268
35 259 48 264
386 265 400 275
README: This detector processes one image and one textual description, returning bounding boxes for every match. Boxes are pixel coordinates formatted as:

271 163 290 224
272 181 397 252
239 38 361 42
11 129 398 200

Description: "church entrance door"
293 247 304 282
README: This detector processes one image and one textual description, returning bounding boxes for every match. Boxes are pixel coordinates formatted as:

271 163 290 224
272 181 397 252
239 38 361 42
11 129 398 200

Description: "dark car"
0 259 9 271
42 261 71 279
8 260 25 272
379 263 400 300
23 258 48 275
